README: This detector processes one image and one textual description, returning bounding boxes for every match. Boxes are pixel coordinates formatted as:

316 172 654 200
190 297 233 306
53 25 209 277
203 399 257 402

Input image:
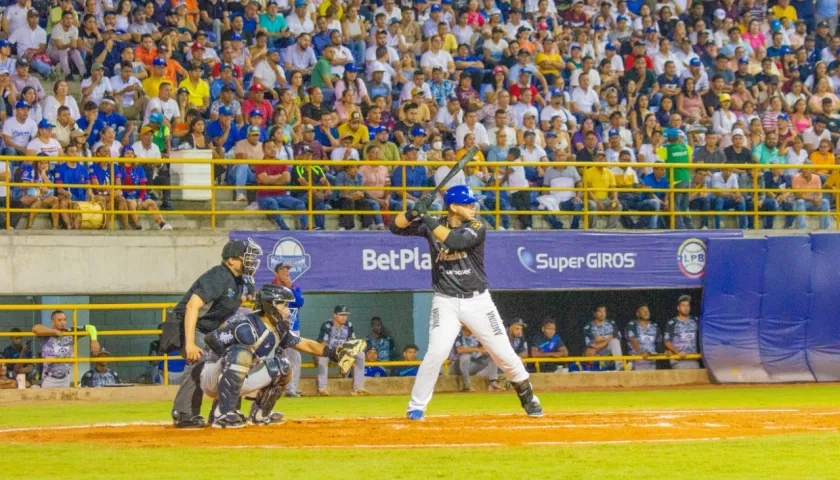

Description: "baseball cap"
231 33 243 41
218 106 233 116
493 65 505 74
273 261 292 272
249 83 265 92
222 240 247 259
334 304 350 315
350 111 362 121
219 63 232 72
294 0 306 5
634 40 645 47
489 8 501 16
431 4 441 12
249 109 263 117
120 145 134 156
298 144 312 154
247 125 261 136
92 62 105 71
304 124 315 132
550 88 563 97
608 129 620 137
38 119 54 129
645 26 656 33
27 8 38 16
402 144 417 153
815 115 828 124
0 40 8 48
605 43 616 51
594 24 605 31
689 58 702 67
191 42 205 51
777 113 789 121
718 93 731 102
153 58 167 67
731 128 745 137
770 19 782 31
781 46 793 55
509 318 527 328
411 87 423 96
140 125 154 135
738 57 749 65
16 58 28 67
714 8 725 20
14 100 30 109
149 111 164 123
523 130 535 137
177 86 189 95
345 63 358 73
412 126 427 136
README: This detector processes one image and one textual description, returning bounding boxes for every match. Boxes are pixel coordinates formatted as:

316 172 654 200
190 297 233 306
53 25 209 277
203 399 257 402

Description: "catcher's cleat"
524 396 543 418
407 410 425 421
248 411 285 426
173 414 205 429
212 411 247 429
351 388 371 396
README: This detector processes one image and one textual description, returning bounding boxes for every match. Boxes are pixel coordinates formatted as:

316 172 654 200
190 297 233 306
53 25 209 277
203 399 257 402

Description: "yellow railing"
3 155 839 230
0 303 702 386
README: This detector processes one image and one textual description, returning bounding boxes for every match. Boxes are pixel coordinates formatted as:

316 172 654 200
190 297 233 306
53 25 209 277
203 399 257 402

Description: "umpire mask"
242 238 263 286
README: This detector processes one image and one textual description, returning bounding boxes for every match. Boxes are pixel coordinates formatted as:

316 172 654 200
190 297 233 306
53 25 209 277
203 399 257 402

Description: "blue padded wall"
807 234 840 381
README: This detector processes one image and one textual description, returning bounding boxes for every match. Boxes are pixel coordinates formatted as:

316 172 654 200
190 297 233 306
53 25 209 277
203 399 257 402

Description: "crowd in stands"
2 294 698 389
2 0 840 230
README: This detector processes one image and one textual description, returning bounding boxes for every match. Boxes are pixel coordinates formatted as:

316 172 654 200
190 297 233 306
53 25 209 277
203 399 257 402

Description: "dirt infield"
2 409 838 448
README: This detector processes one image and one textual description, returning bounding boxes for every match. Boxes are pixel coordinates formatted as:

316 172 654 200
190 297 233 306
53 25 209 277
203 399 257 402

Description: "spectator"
791 168 831 229
289 146 331 230
9 9 54 80
366 317 395 361
664 295 701 370
80 351 121 387
334 163 383 230
178 62 210 113
711 167 746 229
528 318 568 373
582 306 624 372
625 304 662 371
33 310 100 388
451 326 500 392
255 137 307 230
583 156 622 228
638 162 669 229
391 344 420 377
231 124 262 202
49 10 86 81
1 328 34 382
2 100 36 155
144 82 180 127
316 305 367 396
114 148 172 231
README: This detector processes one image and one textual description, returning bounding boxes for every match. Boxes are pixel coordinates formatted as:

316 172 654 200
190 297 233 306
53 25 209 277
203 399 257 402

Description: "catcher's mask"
242 238 263 286
255 284 295 326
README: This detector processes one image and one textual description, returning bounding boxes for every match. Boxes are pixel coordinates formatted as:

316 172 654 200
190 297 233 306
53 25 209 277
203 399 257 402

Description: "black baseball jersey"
173 264 245 334
389 216 488 296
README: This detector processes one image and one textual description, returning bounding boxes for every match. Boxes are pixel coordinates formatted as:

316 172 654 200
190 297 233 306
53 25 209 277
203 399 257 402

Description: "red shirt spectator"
254 163 289 198
213 62 243 79
509 83 539 104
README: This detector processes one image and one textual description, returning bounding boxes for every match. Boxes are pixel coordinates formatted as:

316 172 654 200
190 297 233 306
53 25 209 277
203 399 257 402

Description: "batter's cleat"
524 396 543 418
351 388 371 396
212 412 247 429
407 410 425 421
248 411 285 426
317 388 330 397
173 414 206 429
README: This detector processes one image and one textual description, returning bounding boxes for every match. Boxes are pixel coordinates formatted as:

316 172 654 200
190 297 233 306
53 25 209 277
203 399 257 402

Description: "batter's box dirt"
1 410 838 448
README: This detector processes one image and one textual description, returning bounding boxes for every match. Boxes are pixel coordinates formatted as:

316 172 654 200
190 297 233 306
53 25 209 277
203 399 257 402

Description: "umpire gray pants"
317 352 365 390
171 330 207 418
453 354 499 386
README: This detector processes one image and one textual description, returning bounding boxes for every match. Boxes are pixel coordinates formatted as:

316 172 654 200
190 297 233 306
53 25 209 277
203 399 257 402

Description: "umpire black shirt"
173 264 245 333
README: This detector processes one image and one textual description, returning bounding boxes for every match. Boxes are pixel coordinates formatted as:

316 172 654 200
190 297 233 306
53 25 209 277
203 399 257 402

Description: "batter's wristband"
323 345 339 363
421 215 438 231
83 325 98 341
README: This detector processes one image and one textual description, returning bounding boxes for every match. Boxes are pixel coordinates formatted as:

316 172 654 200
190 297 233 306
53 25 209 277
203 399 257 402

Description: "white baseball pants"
200 359 274 399
408 291 530 412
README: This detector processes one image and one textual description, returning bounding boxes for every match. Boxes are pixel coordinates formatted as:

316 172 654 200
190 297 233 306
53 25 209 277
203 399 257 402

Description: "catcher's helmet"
255 284 295 325
444 185 478 207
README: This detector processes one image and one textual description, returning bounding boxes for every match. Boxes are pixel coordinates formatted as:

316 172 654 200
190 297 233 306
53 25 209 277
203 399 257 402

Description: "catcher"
200 284 366 428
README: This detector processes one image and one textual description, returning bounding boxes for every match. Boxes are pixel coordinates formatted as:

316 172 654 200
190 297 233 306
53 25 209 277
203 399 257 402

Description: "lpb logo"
267 237 311 282
677 238 707 278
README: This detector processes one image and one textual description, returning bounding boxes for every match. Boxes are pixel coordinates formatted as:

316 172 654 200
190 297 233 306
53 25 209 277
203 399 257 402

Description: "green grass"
3 384 840 479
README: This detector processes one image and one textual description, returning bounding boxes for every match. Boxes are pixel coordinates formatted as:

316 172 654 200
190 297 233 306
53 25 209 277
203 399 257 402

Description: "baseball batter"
199 284 366 428
390 185 542 420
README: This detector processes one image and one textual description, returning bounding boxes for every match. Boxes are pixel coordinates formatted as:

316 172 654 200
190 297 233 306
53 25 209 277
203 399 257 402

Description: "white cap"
714 8 726 20
731 128 745 137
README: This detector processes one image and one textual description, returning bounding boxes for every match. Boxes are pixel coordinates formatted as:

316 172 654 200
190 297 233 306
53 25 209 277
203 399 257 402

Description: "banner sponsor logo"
677 238 707 279
518 246 636 273
267 237 311 282
362 248 432 271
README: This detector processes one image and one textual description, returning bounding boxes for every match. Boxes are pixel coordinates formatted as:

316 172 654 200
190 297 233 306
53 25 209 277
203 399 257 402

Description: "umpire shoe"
407 410 425 421
317 388 330 396
173 413 206 429
249 411 285 426
212 412 247 429
524 396 543 418
351 388 371 396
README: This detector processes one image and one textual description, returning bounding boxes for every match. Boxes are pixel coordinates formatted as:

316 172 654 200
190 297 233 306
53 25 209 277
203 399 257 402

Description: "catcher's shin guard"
249 358 291 422
217 345 253 415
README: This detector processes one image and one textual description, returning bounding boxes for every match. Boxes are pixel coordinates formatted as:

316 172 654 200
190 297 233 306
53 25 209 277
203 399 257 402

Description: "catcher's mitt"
336 339 367 376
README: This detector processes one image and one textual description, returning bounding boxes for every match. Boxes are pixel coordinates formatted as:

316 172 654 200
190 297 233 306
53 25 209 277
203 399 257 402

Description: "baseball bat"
418 146 479 207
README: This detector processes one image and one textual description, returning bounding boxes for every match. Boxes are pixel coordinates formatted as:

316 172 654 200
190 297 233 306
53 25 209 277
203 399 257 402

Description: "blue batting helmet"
444 185 478 207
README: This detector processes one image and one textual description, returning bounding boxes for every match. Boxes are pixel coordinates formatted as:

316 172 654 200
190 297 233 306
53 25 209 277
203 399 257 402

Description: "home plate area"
2 409 838 448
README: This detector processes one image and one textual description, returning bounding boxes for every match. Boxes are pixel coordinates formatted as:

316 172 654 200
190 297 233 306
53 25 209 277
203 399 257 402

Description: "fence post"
494 165 501 229
752 166 759 230
210 158 216 230
669 166 676 229
109 162 116 230
582 180 589 230
161 307 169 386
72 308 79 387
307 165 313 230
3 159 8 229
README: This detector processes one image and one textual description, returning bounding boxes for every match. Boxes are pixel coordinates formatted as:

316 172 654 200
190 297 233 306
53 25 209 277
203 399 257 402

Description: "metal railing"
2 155 838 231
0 303 703 387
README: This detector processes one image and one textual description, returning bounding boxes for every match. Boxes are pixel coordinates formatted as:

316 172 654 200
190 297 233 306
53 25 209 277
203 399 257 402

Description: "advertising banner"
229 230 742 292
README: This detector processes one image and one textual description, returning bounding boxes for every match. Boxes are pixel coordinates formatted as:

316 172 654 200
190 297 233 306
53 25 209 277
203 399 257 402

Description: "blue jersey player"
271 262 305 397
199 284 366 428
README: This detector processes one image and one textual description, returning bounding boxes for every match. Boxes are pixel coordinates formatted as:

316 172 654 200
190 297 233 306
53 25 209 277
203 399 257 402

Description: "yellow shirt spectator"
142 75 170 99
319 0 344 19
770 5 797 22
583 166 616 200
442 33 458 53
824 170 840 190
809 149 835 175
535 51 563 76
337 122 370 148
178 77 211 109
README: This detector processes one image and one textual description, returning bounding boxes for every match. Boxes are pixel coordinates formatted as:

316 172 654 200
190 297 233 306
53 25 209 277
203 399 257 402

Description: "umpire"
168 239 262 428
